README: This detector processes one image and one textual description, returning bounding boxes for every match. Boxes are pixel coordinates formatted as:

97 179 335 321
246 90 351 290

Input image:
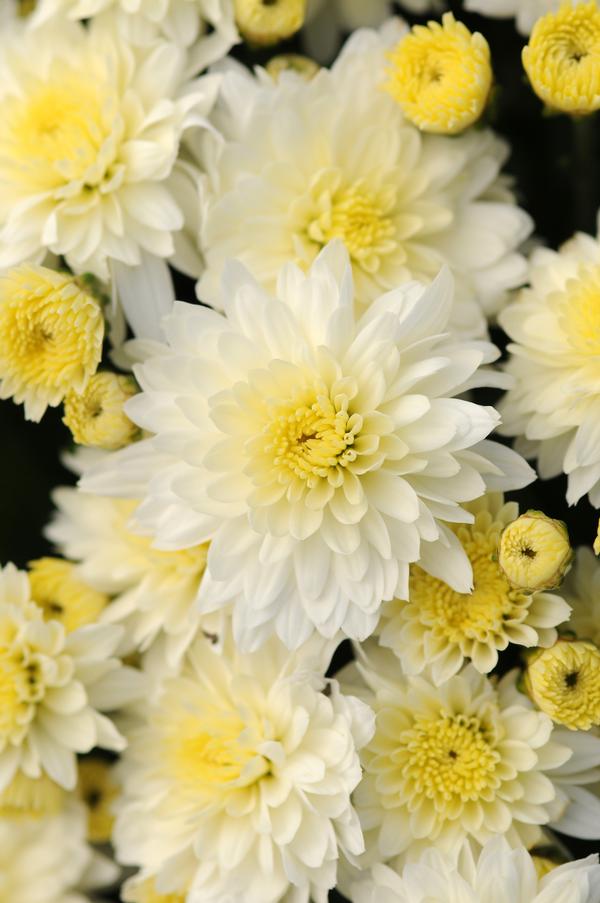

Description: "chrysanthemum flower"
82 246 534 651
47 450 211 667
464 0 572 36
28 557 109 633
562 546 600 645
114 634 373 903
0 561 143 791
378 494 570 685
0 17 212 279
189 23 532 337
348 643 600 860
63 372 140 450
523 2 600 114
498 510 573 591
349 836 600 903
525 639 600 731
385 13 492 135
0 265 104 422
234 0 306 45
77 756 120 843
499 228 600 507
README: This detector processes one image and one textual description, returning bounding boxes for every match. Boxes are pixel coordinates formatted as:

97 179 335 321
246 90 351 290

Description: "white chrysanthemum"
499 227 600 507
190 23 531 338
561 546 600 646
0 562 143 791
31 0 238 75
349 836 600 903
0 16 213 279
114 633 373 903
463 0 588 36
346 644 600 862
81 244 534 651
378 493 571 684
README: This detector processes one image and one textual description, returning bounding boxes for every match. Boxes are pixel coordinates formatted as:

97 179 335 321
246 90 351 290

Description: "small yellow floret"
0 266 104 422
385 13 492 135
234 0 306 46
63 371 139 450
78 756 119 843
28 557 108 633
525 639 600 730
523 1 600 114
125 878 186 903
594 518 600 555
0 771 64 818
498 511 573 592
532 855 560 878
266 53 319 81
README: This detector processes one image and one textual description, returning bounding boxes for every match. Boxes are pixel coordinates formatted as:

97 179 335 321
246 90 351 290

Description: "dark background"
1 2 598 898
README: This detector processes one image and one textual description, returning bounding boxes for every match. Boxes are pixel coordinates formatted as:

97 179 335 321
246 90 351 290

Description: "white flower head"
46 449 212 668
0 16 216 279
81 244 534 651
0 561 143 791
190 23 532 338
349 836 600 903
114 632 373 903
378 493 571 685
499 225 600 507
346 643 600 863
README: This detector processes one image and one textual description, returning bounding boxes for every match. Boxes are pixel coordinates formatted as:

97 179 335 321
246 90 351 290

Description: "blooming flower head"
0 561 142 791
522 1 600 114
82 246 534 651
28 557 109 633
378 493 571 685
0 17 211 278
347 642 600 861
349 836 600 903
385 13 493 135
562 546 600 645
190 24 532 337
525 639 600 730
114 633 373 903
0 265 104 422
498 510 573 592
63 372 140 450
499 226 600 507
234 0 306 45
47 450 211 667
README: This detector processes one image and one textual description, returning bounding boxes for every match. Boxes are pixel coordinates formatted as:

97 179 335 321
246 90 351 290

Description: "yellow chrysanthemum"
28 557 108 633
77 756 119 843
63 372 139 450
594 519 600 555
0 265 104 422
234 0 306 45
498 510 573 592
523 1 600 114
266 53 319 81
0 771 64 818
385 12 492 134
525 639 600 730
124 877 185 903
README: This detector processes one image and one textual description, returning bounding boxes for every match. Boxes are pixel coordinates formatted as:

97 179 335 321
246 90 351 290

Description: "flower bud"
28 557 108 633
63 371 139 450
524 638 600 730
234 0 306 46
266 53 319 81
498 510 573 592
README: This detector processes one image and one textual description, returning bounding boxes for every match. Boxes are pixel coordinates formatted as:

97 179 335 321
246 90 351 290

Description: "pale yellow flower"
522 1 600 113
28 557 108 633
234 0 306 45
0 771 64 818
63 372 139 450
498 510 573 592
385 12 492 134
0 265 104 421
77 756 119 843
525 639 600 730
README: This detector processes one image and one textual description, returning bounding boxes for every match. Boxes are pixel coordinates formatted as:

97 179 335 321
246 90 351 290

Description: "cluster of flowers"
3 0 600 901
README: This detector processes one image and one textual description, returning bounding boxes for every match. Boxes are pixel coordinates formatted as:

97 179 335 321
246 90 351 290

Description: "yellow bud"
594 518 600 555
78 757 119 844
532 856 560 879
0 265 104 422
234 0 307 46
525 639 600 730
385 13 492 135
498 511 573 592
266 53 319 81
63 371 139 450
28 557 108 633
123 877 186 903
0 771 64 818
523 1 600 115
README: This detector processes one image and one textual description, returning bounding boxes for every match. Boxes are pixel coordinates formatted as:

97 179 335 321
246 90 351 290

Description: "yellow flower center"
0 647 41 739
385 13 492 134
29 557 108 633
0 771 64 818
307 178 397 272
522 1 600 114
3 60 113 192
526 641 600 730
385 710 500 808
560 264 600 357
127 879 186 903
263 389 362 486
